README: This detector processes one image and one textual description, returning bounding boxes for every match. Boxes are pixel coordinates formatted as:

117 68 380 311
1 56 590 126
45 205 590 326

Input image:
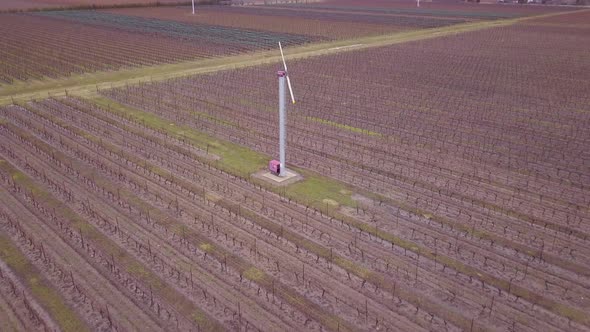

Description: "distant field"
527 9 590 25
0 0 190 12
105 1 564 41
0 10 317 84
307 0 578 16
0 0 574 85
104 6 422 39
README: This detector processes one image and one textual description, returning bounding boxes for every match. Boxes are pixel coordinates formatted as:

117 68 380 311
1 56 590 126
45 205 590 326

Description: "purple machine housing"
269 160 281 175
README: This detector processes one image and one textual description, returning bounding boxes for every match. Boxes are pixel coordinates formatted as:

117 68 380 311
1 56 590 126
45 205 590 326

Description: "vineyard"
101 11 590 331
0 11 319 84
1 1 589 332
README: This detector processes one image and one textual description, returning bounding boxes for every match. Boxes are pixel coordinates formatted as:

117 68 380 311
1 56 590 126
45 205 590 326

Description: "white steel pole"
192 0 195 14
278 71 287 177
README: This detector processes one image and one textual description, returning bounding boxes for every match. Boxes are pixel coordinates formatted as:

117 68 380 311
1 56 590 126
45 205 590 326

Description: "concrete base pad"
253 169 302 186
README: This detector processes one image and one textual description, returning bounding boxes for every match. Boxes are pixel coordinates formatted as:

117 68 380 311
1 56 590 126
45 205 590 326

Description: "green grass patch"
243 267 264 281
305 116 382 137
192 311 208 326
199 243 214 253
190 109 236 128
126 261 153 281
91 96 267 178
0 234 89 332
287 169 355 208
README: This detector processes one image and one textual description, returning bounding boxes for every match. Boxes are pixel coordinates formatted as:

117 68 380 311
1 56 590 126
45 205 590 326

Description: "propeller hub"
277 70 286 77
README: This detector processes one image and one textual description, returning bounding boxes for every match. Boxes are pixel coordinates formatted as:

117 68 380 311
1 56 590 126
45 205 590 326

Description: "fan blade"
279 42 288 72
286 75 295 104
279 42 296 104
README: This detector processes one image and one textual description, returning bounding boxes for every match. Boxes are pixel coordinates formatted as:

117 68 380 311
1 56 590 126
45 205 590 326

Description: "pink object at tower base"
269 160 281 175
